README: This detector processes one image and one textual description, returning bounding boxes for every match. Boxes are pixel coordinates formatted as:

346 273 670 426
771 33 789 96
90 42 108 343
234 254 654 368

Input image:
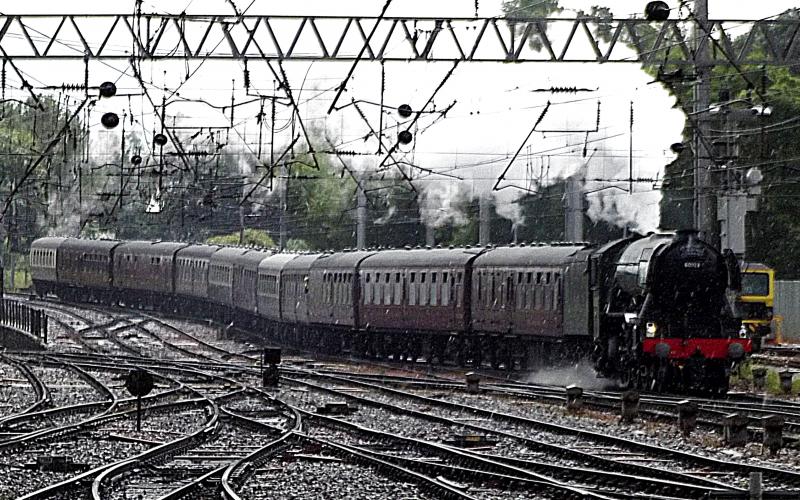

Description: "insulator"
99 81 117 98
398 104 413 118
60 83 88 92
398 130 413 145
101 112 120 129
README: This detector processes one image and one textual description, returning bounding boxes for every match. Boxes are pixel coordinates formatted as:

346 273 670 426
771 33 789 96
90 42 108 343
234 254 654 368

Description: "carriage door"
563 255 591 337
504 271 514 332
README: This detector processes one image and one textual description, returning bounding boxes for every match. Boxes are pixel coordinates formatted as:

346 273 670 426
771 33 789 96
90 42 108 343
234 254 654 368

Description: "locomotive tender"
30 229 749 392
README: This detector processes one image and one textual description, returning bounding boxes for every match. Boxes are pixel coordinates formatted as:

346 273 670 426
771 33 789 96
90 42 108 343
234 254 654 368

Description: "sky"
0 1 796 236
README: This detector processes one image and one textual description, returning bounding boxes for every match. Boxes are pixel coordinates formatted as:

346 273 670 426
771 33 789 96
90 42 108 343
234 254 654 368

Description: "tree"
284 152 358 250
206 228 276 248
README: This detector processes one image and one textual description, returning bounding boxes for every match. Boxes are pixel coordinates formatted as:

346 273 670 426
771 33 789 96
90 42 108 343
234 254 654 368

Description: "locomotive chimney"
675 229 699 241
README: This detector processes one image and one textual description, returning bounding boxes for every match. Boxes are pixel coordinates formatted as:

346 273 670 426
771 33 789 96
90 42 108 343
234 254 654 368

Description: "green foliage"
502 0 563 51
285 238 311 251
284 153 357 250
2 252 32 292
206 228 276 248
502 0 561 18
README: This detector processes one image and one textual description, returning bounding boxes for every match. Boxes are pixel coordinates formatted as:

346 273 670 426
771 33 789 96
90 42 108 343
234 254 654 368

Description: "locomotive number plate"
684 262 702 268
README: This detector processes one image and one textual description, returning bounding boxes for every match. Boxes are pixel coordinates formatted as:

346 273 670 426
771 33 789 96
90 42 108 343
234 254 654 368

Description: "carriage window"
393 274 402 305
384 279 392 305
527 272 532 284
457 272 462 284
365 273 370 283
432 273 437 283
410 272 415 283
536 272 542 284
421 273 426 283
545 272 551 284
385 273 390 283
441 273 446 306
518 272 523 284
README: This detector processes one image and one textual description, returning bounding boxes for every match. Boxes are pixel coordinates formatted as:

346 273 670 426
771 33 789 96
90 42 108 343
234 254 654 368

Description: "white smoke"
292 4 685 235
526 360 613 391
418 183 470 228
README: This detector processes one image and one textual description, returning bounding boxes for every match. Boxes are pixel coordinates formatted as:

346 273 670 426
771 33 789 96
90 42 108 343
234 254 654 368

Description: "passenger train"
30 229 750 393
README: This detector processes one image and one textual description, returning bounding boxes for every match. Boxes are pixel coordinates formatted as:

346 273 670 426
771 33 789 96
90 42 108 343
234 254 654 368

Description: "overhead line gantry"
0 14 797 65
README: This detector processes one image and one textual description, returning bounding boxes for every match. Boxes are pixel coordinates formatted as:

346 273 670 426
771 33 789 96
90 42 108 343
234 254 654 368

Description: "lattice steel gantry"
0 14 798 65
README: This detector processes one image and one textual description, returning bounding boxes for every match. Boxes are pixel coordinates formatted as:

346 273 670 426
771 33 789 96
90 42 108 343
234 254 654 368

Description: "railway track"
4 297 800 498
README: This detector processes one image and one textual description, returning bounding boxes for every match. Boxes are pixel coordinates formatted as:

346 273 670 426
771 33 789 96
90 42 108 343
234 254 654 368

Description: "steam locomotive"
30 229 749 393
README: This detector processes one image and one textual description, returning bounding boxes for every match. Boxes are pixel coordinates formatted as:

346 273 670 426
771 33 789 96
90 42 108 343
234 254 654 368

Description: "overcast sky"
2 1 796 234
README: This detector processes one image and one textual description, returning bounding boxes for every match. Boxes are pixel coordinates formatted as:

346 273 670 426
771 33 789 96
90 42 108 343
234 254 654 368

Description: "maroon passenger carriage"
30 237 66 297
308 250 374 354
174 244 220 316
470 244 594 369
256 253 298 337
357 248 477 364
231 248 273 329
278 254 322 345
57 238 121 303
113 241 187 308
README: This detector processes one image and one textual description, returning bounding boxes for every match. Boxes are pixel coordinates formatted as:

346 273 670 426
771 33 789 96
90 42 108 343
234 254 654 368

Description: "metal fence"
775 281 800 341
0 299 48 345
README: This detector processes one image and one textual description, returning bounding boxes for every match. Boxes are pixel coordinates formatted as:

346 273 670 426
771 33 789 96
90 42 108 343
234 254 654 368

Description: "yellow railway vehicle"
738 262 776 348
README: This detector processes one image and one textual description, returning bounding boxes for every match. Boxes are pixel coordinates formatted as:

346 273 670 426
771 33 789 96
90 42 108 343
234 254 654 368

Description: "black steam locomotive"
30 229 748 392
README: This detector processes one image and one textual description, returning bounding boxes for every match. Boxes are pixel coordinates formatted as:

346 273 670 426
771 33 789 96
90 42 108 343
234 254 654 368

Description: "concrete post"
465 372 480 394
479 193 490 246
749 472 762 500
751 367 767 391
762 415 783 456
678 400 697 437
357 178 367 250
564 174 584 242
693 0 718 247
723 413 749 447
565 385 583 412
779 370 793 394
425 224 435 247
620 391 639 423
